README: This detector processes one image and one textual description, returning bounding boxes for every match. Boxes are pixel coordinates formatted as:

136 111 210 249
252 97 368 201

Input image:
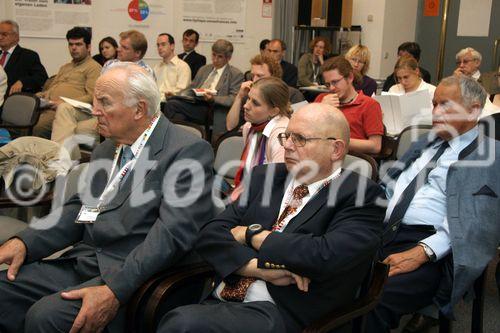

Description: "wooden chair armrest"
127 262 215 333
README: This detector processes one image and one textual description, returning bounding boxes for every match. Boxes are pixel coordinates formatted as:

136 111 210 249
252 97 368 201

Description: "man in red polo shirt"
315 56 383 154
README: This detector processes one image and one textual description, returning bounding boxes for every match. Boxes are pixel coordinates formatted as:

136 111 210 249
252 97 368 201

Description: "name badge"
76 205 100 223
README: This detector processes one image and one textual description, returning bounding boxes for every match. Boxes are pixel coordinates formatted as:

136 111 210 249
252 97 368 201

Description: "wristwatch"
418 242 436 262
245 224 264 247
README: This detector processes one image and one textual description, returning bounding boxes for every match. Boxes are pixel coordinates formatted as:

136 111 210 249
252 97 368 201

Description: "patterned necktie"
220 184 309 302
120 145 134 169
383 141 449 245
0 51 7 67
201 69 217 89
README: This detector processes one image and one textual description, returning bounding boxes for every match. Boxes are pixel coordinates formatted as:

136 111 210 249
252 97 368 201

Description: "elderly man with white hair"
453 47 482 80
0 63 215 333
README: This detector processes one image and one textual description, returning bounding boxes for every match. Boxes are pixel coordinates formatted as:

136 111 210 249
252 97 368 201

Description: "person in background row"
226 54 305 132
259 39 270 56
345 44 377 96
315 56 383 155
389 55 436 98
265 39 298 87
382 42 431 92
154 33 191 102
297 36 330 87
453 47 481 81
92 36 118 66
0 20 48 101
179 29 207 80
230 77 291 201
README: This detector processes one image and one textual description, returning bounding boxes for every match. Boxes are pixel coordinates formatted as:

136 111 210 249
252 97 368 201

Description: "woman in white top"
0 66 7 107
231 77 291 201
389 55 436 97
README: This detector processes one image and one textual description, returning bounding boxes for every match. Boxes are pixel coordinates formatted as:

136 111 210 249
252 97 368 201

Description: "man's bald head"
294 103 350 150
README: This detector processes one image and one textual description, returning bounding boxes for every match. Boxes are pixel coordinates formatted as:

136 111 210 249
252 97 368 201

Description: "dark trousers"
162 99 210 125
0 256 125 333
365 225 445 333
156 297 288 333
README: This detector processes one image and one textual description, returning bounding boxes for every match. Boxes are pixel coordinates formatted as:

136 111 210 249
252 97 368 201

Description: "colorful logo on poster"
128 0 150 21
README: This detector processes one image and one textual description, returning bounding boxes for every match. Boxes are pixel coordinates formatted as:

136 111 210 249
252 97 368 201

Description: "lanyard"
97 113 160 208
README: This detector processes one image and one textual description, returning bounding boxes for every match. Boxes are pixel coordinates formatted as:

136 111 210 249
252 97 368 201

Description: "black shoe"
402 313 439 333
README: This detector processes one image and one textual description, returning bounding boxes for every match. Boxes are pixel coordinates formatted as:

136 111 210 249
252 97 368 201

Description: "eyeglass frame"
348 57 366 65
323 76 346 89
455 58 477 66
277 132 337 147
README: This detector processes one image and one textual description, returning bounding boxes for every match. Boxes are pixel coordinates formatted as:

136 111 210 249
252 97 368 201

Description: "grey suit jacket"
17 115 215 303
381 131 500 317
188 64 243 108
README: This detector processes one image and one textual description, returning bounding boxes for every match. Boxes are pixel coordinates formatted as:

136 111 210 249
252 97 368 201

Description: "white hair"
1 20 19 35
440 75 488 109
103 62 160 117
455 47 482 62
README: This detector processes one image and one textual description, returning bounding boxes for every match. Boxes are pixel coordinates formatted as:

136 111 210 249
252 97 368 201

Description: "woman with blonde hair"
345 45 377 96
389 54 436 97
298 36 331 86
231 76 291 201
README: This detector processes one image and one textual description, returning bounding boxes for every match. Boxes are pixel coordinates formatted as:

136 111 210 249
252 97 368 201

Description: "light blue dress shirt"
385 127 478 259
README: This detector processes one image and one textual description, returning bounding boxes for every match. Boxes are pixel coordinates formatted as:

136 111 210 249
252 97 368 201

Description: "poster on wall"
92 0 174 59
180 0 246 43
262 0 272 18
13 0 92 38
457 0 492 37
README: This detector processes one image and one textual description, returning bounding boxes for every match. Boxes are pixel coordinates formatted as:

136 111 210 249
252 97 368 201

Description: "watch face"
249 224 262 231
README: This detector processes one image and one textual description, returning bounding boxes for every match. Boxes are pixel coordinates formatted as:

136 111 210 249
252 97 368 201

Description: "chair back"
2 93 40 128
214 131 244 180
343 152 378 181
174 122 204 138
395 125 433 160
479 113 500 140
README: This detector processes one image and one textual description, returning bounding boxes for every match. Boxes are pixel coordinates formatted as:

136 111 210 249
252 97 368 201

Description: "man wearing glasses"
314 56 384 155
157 103 385 333
453 47 482 81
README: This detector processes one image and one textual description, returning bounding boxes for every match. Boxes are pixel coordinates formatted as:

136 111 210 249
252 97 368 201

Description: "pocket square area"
472 185 498 198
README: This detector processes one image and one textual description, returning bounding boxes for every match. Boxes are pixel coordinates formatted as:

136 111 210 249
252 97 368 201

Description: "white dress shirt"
154 55 191 101
203 64 227 91
0 45 16 67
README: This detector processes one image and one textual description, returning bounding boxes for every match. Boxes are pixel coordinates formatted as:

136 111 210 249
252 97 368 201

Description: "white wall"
0 1 272 75
351 0 418 80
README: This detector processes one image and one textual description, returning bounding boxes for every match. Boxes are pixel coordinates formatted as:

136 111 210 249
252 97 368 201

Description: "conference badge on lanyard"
76 205 100 224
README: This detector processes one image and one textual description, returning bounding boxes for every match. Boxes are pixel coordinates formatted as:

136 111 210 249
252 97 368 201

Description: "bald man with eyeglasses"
157 103 385 333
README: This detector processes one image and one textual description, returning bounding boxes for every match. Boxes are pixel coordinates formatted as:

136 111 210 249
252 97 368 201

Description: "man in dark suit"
164 39 243 125
0 63 215 333
0 20 48 100
157 103 385 333
366 76 500 331
266 39 298 87
178 29 207 80
382 42 431 92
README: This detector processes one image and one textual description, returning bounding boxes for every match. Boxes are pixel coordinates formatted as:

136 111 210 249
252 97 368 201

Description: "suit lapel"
102 115 168 211
215 66 229 92
284 183 330 233
4 45 20 73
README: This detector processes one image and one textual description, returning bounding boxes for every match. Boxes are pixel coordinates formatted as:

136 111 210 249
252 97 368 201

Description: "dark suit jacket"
198 164 385 331
281 60 298 87
380 131 500 317
3 45 48 98
179 50 207 80
17 115 215 304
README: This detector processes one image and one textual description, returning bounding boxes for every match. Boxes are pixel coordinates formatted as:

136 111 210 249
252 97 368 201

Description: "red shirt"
314 91 384 139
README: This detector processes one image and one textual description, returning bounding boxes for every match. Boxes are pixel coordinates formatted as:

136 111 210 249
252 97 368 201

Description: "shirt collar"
430 126 478 155
344 90 365 106
73 55 90 66
293 167 342 195
262 116 281 137
472 70 481 80
3 44 16 55
161 55 180 66
213 64 227 75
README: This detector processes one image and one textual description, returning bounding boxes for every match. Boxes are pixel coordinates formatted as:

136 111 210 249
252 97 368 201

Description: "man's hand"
164 91 174 99
237 81 252 99
237 259 310 292
383 245 429 277
9 80 23 95
61 285 120 333
204 92 215 103
321 93 340 108
453 68 464 77
230 226 247 244
0 238 27 281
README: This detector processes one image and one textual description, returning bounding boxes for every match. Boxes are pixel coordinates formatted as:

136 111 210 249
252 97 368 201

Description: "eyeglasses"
349 57 366 65
324 77 345 89
456 58 475 66
277 132 336 147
